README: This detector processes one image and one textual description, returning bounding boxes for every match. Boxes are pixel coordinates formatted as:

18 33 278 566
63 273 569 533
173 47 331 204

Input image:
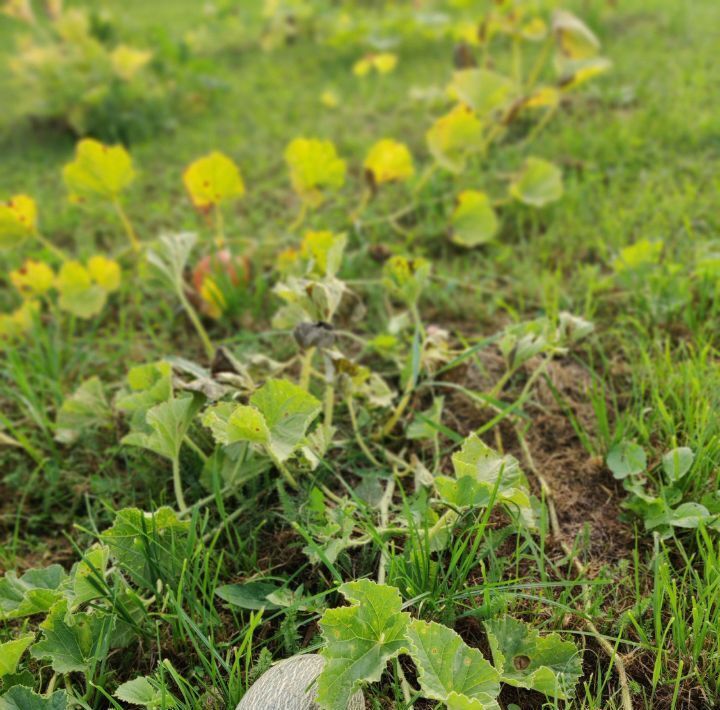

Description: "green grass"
2 0 720 708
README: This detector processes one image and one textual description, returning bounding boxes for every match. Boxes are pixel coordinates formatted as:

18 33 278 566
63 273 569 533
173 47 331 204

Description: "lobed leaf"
317 580 410 710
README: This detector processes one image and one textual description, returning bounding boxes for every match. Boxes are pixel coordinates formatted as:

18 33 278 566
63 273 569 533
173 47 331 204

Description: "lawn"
1 0 719 708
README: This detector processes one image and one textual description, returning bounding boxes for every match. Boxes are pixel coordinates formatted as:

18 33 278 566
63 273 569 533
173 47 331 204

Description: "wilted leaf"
450 190 499 247
509 158 563 207
484 616 582 700
317 580 410 709
183 151 245 210
146 232 197 288
63 139 135 202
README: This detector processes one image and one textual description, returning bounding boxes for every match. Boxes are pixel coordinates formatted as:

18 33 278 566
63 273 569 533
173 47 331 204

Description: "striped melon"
237 654 364 709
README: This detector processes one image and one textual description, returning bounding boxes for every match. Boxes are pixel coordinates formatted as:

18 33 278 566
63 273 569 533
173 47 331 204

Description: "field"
1 0 719 708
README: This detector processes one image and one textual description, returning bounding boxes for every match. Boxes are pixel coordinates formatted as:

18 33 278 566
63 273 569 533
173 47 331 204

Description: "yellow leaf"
111 44 153 81
199 277 226 319
353 52 397 77
284 138 346 207
426 105 484 174
56 261 107 319
87 255 121 292
10 259 55 298
553 10 600 60
613 239 663 272
300 230 347 277
0 194 37 249
559 57 612 91
450 190 499 248
523 86 561 110
183 150 245 210
0 300 39 340
320 89 340 108
63 139 136 202
1 0 35 23
520 17 548 41
364 139 415 186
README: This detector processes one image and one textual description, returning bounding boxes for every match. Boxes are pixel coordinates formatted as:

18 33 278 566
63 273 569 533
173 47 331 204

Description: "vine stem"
214 203 226 248
299 347 316 391
376 475 395 586
171 457 188 513
176 285 215 360
288 201 308 232
33 229 67 261
112 198 141 252
272 453 299 490
348 395 382 466
516 428 633 710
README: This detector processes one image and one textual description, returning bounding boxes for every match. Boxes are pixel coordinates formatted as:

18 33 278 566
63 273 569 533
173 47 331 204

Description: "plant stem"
348 395 382 466
172 456 188 513
214 203 226 248
176 285 215 360
272 453 299 489
113 198 141 252
299 346 316 391
289 201 308 232
33 230 67 261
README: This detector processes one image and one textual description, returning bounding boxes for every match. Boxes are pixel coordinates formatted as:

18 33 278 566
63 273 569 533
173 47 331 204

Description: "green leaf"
426 104 484 174
0 686 68 710
509 158 563 208
116 361 174 428
662 447 694 482
607 441 646 480
55 261 108 319
317 580 410 709
55 376 113 444
250 379 321 461
101 507 190 589
449 69 516 117
63 139 135 202
450 190 499 248
406 620 500 707
122 396 201 461
205 379 321 463
484 616 582 700
0 565 67 621
30 599 113 675
439 434 534 525
115 676 178 708
446 692 492 709
670 502 711 529
69 545 109 609
0 634 34 678
215 581 282 610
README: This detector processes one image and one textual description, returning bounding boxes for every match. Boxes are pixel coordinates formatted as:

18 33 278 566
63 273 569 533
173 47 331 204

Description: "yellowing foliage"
364 139 415 186
63 139 135 202
183 151 245 210
284 138 346 206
